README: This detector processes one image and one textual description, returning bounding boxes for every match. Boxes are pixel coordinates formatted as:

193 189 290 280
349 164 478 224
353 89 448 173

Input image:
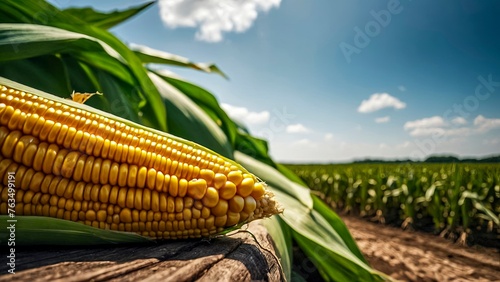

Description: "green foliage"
132 44 228 78
0 1 386 280
62 2 154 30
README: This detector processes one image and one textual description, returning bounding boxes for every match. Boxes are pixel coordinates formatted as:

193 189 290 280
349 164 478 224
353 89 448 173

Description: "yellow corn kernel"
219 181 236 200
202 187 219 208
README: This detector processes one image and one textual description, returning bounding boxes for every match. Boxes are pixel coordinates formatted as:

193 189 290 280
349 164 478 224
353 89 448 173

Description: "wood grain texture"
0 221 284 282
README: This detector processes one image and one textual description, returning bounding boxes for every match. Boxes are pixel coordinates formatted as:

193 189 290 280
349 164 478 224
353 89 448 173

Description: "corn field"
287 163 500 246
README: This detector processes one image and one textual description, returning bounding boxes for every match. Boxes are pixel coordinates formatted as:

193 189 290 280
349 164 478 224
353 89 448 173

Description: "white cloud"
403 115 500 137
291 138 316 148
375 116 390 123
324 133 334 140
286 123 310 134
221 103 270 125
403 116 473 137
451 117 467 125
158 0 281 42
404 116 446 130
474 115 500 133
398 85 406 92
357 93 406 113
246 111 270 124
407 127 445 137
443 128 472 136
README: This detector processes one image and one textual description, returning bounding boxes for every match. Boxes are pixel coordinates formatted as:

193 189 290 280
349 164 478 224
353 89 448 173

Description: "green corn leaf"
276 163 308 187
61 52 145 125
425 184 436 202
72 51 136 85
62 2 154 30
0 23 122 62
0 55 71 96
92 68 143 123
272 189 386 281
0 0 84 26
472 200 499 226
60 55 101 94
132 44 228 78
0 216 153 246
311 195 367 263
459 191 499 226
148 71 234 158
235 132 275 167
262 216 293 282
153 69 238 147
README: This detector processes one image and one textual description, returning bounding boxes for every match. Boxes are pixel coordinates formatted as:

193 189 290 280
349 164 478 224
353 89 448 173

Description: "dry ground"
341 215 500 282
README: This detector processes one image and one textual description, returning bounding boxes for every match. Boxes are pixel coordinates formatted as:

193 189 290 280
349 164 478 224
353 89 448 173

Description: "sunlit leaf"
311 195 367 263
459 191 499 225
132 43 228 78
0 23 122 62
62 2 154 29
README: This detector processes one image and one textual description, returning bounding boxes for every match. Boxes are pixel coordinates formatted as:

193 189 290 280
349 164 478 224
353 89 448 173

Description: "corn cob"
0 84 279 239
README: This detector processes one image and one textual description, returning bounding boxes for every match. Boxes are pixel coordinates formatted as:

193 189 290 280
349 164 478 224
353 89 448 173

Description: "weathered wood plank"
198 224 282 282
0 221 283 282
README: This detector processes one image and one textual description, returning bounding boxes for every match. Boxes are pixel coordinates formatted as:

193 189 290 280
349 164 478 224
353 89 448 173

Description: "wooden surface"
0 222 283 282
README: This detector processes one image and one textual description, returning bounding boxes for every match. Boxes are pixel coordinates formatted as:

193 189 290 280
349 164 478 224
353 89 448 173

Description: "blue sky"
50 0 500 162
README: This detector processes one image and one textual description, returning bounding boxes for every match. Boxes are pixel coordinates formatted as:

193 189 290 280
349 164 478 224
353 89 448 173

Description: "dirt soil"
340 215 500 282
